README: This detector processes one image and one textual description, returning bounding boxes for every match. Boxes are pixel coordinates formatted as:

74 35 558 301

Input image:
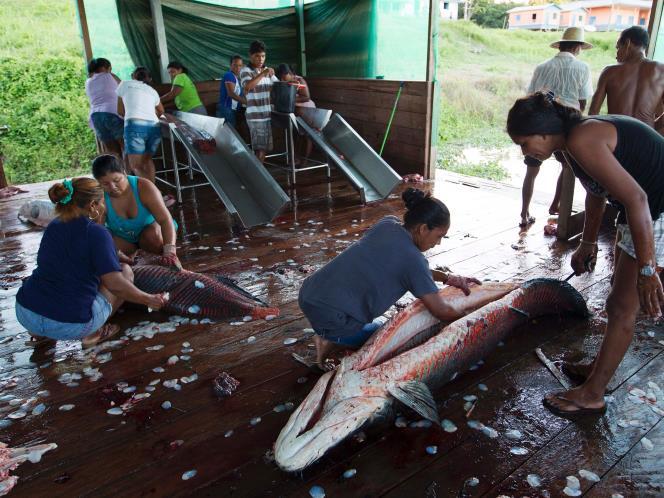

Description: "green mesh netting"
115 0 378 83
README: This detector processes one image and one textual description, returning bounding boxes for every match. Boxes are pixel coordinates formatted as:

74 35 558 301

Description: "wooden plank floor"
0 168 662 497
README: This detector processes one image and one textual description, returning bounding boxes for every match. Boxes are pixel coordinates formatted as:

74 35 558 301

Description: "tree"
471 0 518 29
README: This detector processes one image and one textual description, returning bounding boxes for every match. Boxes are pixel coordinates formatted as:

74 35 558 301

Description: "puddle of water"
457 145 587 210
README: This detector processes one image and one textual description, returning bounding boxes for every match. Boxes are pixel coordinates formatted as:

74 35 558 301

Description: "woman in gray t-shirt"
298 188 481 370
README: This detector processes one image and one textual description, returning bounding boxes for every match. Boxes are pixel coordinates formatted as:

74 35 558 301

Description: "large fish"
274 278 588 471
133 265 279 320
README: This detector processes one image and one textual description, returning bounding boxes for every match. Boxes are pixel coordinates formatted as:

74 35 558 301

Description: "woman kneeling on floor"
298 188 481 370
92 154 182 270
15 178 168 347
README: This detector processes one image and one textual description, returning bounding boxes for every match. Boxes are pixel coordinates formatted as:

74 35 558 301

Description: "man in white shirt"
520 27 593 227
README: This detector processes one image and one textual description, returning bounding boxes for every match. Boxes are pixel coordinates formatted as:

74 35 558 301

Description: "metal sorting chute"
171 111 290 228
296 112 402 203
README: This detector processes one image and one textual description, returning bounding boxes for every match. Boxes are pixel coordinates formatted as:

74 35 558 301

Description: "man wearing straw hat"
519 27 593 228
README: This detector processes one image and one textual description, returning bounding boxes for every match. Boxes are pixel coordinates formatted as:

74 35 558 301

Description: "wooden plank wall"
155 78 432 177
306 78 430 177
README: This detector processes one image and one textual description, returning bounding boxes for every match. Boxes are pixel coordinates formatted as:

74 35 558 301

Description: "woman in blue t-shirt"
15 178 168 348
298 188 481 370
92 154 181 270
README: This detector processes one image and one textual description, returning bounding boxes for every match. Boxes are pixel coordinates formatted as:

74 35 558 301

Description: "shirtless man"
589 26 664 129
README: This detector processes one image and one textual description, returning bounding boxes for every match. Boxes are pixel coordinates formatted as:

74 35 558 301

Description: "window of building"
532 13 537 20
579 15 583 22
628 15 634 24
616 15 622 25
443 2 449 9
589 16 596 24
516 14 521 21
639 17 646 25
552 12 557 19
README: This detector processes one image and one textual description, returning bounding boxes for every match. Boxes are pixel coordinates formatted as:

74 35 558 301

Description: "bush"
0 58 96 184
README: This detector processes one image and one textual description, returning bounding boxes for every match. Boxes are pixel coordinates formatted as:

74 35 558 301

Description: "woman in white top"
116 67 165 188
85 58 124 157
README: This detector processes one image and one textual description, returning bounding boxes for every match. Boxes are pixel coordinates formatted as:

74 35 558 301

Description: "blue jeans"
91 112 124 142
124 119 161 155
15 293 112 340
317 321 383 348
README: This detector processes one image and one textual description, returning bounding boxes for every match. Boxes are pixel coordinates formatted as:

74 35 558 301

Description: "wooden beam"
423 0 440 179
75 0 93 63
295 0 307 76
647 0 662 59
149 0 171 84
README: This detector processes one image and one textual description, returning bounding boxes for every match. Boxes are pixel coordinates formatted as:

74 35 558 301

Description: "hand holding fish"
637 272 664 318
145 292 169 311
445 274 482 296
570 240 597 275
117 250 135 265
159 245 183 271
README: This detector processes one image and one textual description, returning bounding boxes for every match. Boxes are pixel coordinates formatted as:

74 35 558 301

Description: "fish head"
274 358 390 472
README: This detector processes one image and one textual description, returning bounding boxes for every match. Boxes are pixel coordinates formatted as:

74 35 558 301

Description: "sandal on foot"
292 353 336 374
82 324 121 348
519 216 536 228
542 392 606 419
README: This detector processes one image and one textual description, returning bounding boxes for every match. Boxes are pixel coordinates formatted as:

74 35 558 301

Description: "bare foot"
314 335 336 370
82 323 121 348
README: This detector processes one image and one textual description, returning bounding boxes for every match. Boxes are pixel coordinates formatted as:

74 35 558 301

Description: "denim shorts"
15 293 112 340
216 106 237 127
247 119 273 152
316 321 383 348
91 112 124 142
124 119 162 155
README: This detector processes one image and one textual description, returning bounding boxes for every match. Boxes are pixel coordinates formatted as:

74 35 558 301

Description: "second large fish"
133 265 279 320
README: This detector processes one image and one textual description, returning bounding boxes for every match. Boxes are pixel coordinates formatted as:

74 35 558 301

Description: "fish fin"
211 274 267 305
388 381 440 424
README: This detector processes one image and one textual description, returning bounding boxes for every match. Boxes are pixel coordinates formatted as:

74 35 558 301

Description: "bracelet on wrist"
579 239 597 246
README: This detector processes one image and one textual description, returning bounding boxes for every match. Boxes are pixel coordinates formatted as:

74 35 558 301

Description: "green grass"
437 20 617 179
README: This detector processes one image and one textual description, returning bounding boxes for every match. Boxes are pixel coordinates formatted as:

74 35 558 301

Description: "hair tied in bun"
402 188 426 210
59 179 74 205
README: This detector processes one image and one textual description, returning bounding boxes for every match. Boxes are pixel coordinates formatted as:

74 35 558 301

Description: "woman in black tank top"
506 91 664 418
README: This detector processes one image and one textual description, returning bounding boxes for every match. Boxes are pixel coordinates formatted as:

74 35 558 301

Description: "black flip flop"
542 392 606 419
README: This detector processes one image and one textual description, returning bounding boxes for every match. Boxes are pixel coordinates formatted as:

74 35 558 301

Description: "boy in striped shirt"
240 40 278 163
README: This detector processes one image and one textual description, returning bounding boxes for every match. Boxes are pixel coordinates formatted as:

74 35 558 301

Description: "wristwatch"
639 264 657 277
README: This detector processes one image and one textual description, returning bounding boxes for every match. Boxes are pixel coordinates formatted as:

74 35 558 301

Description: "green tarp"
116 0 378 83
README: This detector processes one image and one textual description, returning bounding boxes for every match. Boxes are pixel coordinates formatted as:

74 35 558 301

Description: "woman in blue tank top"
92 154 181 269
507 91 664 419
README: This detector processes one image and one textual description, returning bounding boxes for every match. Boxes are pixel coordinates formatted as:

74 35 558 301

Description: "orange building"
507 4 562 30
508 0 651 31
582 0 651 30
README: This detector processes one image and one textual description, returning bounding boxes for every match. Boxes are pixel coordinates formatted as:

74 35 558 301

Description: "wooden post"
647 0 663 59
423 0 440 179
295 0 307 76
75 0 93 63
149 0 171 84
